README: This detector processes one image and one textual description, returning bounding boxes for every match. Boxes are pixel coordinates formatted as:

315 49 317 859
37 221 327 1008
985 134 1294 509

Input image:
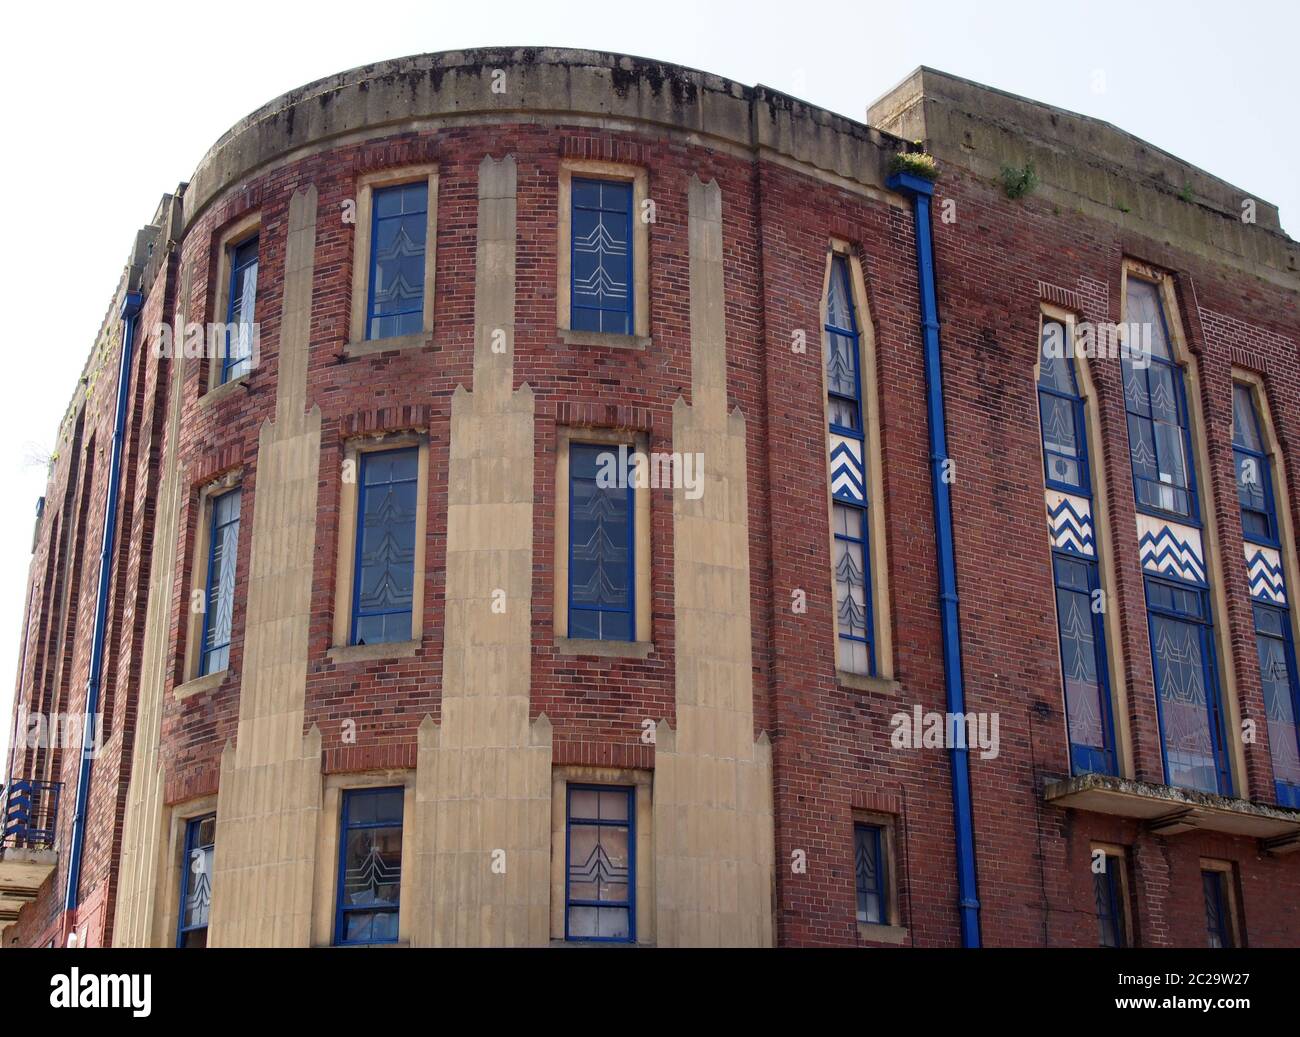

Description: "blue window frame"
1038 321 1090 494
1201 869 1236 948
853 823 888 925
1122 278 1199 521
564 784 634 942
827 254 874 676
567 442 634 641
1232 385 1278 545
351 448 418 646
1038 320 1116 776
1146 576 1232 795
1053 555 1118 776
1255 603 1300 806
223 235 258 384
334 787 403 946
1232 385 1300 806
177 814 216 948
1092 852 1128 947
366 182 428 340
570 178 633 335
200 489 240 676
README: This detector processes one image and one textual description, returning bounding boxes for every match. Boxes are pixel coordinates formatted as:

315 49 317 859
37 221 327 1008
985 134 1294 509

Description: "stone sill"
197 373 250 409
858 922 909 946
175 669 228 701
553 637 654 660
1044 772 1300 851
838 670 901 696
558 328 651 351
343 332 430 359
328 639 421 665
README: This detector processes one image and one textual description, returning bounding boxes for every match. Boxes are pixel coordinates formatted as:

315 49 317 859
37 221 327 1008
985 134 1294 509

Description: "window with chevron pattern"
826 252 874 675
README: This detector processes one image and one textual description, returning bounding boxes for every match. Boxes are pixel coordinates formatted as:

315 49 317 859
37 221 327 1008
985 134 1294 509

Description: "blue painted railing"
2 779 63 850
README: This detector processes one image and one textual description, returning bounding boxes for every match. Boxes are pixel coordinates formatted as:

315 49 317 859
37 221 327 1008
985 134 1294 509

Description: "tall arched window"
825 250 881 677
1233 382 1300 806
1039 316 1117 775
1124 272 1231 795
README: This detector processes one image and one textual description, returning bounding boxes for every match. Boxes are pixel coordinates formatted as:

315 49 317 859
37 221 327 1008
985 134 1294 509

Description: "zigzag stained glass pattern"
566 786 633 942
367 182 427 340
830 435 865 505
1137 517 1206 585
1245 546 1286 605
337 788 403 945
568 443 633 641
571 179 633 335
201 490 241 676
1047 493 1095 557
353 449 418 646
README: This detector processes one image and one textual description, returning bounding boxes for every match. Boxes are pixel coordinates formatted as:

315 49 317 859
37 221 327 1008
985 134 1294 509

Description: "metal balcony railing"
2 779 62 851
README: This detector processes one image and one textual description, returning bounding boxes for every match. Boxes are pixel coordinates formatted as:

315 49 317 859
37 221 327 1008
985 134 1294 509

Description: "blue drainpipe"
64 289 143 914
887 169 982 948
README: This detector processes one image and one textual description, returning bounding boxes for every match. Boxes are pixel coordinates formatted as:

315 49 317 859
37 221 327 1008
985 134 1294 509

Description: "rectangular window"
367 182 428 341
1146 578 1231 795
1255 603 1300 806
200 490 241 676
567 442 634 641
351 448 418 646
826 253 875 676
1122 278 1197 520
1054 555 1117 775
565 784 634 942
1232 384 1277 545
223 235 258 384
1092 852 1129 947
1201 868 1238 948
853 823 888 925
570 179 633 335
335 787 403 946
177 814 216 948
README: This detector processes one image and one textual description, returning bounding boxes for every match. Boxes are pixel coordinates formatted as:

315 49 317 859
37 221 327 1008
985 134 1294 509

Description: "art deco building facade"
2 49 1298 948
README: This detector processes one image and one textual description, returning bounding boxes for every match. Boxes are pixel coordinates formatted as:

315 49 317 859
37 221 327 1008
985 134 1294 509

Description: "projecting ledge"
1044 772 1300 853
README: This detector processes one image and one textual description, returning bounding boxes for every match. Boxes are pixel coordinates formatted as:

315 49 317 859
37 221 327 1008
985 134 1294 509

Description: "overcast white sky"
1 0 1296 761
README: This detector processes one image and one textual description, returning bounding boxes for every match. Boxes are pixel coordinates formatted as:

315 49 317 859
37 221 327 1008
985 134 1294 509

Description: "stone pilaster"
207 185 324 947
411 155 553 947
654 175 775 946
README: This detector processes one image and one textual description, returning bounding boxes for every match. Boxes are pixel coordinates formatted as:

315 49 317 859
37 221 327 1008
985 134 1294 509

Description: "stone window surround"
556 159 651 350
346 164 439 358
328 432 430 663
552 425 653 658
176 468 243 699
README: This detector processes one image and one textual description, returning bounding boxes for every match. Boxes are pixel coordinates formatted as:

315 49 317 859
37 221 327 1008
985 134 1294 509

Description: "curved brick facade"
4 49 1299 948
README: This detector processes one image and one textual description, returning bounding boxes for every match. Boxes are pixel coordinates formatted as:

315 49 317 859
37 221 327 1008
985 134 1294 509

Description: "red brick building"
2 50 1297 948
